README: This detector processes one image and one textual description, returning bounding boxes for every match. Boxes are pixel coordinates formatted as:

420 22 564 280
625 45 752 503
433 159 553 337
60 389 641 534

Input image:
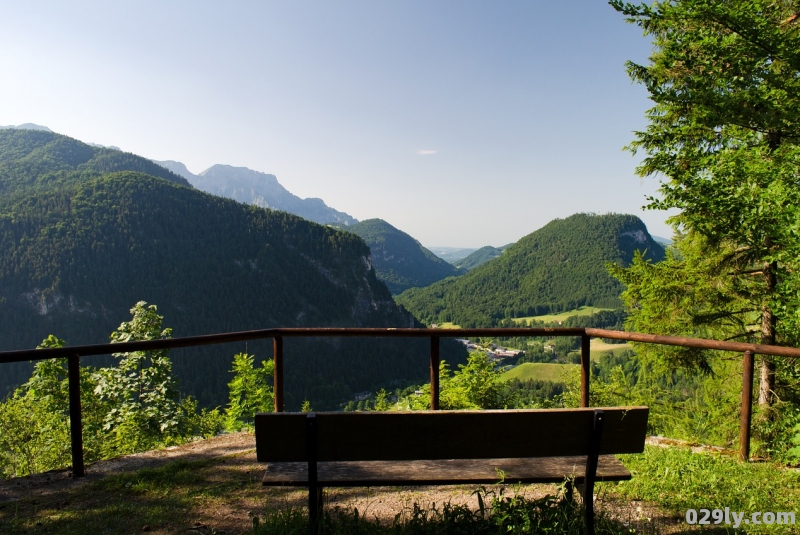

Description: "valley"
2 122 798 483
5 3 800 532
0 128 657 410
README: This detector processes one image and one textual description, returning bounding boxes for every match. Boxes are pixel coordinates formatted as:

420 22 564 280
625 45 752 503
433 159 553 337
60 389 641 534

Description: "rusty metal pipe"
740 351 755 462
67 354 84 477
273 336 284 412
581 334 591 408
430 336 440 410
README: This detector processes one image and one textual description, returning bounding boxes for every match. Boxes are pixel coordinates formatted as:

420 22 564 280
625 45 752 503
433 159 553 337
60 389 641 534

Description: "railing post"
67 354 85 477
273 336 284 412
740 350 755 462
581 334 591 408
430 336 440 410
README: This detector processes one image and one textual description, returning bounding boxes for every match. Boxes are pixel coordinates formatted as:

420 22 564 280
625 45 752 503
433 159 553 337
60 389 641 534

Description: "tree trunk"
759 260 777 406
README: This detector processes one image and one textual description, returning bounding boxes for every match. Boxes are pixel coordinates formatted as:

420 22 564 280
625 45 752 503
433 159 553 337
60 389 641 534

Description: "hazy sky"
1 1 676 247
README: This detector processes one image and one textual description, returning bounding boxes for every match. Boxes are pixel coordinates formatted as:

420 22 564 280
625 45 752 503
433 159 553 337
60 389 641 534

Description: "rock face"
156 161 357 226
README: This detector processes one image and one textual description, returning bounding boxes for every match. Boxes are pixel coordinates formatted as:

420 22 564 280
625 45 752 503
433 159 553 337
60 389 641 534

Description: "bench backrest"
255 407 648 463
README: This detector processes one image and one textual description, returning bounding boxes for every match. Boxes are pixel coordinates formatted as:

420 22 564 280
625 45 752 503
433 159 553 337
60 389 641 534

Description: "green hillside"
395 213 665 327
453 244 512 271
343 219 464 294
0 131 466 409
511 306 613 324
0 129 190 197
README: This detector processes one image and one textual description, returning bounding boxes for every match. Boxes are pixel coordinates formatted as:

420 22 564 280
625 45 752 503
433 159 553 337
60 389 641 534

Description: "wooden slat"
262 456 631 487
254 408 648 462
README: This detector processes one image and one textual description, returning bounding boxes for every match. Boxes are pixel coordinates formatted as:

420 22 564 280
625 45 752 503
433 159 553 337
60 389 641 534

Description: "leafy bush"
0 302 223 477
225 352 274 430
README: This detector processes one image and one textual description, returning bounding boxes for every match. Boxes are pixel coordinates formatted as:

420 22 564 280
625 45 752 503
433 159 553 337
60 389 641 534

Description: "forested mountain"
341 219 465 294
0 130 465 409
156 161 357 226
0 129 191 199
395 213 665 327
453 244 512 271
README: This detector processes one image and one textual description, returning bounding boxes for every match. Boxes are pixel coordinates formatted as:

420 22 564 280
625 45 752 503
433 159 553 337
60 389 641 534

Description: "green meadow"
510 306 614 325
500 362 576 383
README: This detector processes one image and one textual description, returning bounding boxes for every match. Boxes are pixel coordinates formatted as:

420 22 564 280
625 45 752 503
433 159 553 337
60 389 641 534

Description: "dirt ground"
0 433 686 534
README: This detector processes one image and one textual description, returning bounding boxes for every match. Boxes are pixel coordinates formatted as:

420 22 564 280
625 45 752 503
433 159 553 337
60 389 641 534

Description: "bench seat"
262 455 632 487
255 407 649 535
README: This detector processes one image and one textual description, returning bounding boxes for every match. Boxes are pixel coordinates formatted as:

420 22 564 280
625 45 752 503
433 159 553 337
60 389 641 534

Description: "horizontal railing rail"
1 326 797 477
0 328 590 363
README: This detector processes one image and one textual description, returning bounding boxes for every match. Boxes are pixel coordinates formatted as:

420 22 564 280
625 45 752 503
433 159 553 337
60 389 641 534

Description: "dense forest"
396 213 665 327
0 130 466 409
340 218 464 294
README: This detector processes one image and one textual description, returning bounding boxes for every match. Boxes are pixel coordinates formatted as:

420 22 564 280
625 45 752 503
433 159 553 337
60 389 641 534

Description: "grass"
499 362 577 383
0 455 269 534
613 445 800 534
591 340 633 359
566 340 635 363
4 441 797 534
0 453 640 535
253 492 642 535
437 307 615 330
511 306 614 325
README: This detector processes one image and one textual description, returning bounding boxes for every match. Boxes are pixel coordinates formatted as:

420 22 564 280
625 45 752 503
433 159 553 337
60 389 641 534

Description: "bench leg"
581 482 595 535
308 485 323 535
582 409 604 535
306 414 322 535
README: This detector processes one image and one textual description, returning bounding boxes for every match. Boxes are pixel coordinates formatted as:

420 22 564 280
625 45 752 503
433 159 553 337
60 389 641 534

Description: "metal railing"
1 326 798 477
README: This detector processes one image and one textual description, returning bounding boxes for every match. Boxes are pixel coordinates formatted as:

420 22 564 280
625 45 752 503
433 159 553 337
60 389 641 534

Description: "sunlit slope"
396 213 665 327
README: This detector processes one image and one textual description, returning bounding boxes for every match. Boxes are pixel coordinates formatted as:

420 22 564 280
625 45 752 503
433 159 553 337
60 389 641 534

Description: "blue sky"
1 1 675 247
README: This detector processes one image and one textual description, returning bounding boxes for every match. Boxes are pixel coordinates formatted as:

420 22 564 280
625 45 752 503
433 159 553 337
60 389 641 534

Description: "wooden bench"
255 407 649 535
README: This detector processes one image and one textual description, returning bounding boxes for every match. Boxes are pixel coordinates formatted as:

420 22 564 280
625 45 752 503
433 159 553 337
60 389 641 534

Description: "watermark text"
685 508 795 529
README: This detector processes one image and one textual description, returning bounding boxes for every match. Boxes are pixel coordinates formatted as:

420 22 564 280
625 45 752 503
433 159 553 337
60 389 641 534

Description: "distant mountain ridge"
341 219 465 294
453 244 512 271
156 160 357 226
428 247 478 263
0 123 53 132
396 213 665 327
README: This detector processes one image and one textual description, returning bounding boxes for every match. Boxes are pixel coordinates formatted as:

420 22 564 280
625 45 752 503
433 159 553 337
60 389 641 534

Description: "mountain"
453 244 512 271
395 213 665 327
428 247 478 263
156 161 357 227
0 129 191 199
342 219 465 294
0 130 465 409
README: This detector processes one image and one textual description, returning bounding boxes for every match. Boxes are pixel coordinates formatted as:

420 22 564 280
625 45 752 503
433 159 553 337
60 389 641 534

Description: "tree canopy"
610 0 800 405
